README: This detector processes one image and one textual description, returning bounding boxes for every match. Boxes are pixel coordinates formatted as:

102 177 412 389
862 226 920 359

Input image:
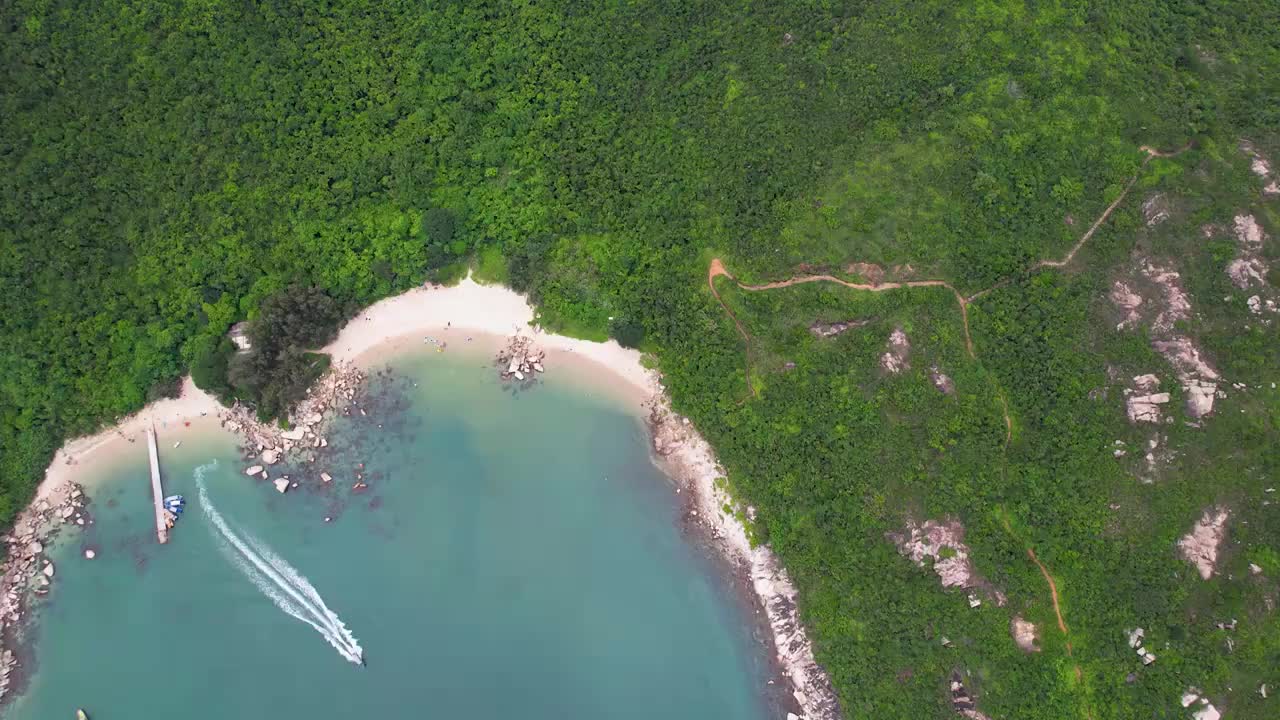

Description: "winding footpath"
708 142 1191 717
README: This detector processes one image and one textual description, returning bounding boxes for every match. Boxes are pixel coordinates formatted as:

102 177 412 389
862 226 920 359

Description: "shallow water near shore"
7 347 776 719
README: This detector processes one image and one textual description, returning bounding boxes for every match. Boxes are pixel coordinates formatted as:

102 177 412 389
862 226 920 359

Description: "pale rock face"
889 518 975 589
1142 193 1171 226
1152 337 1221 418
879 328 911 374
1178 508 1229 580
1184 380 1218 419
1227 256 1268 289
1011 616 1039 652
1234 214 1265 250
1110 280 1144 330
1126 393 1170 424
1140 260 1191 333
1194 704 1221 720
1132 374 1160 392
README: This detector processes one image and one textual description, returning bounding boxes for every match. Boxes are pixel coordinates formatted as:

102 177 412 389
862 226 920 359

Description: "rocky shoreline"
647 401 841 720
0 479 92 703
0 331 836 719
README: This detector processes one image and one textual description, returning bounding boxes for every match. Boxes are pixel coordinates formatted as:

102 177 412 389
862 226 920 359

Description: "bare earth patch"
1011 616 1040 652
845 261 885 285
879 328 911 374
1178 507 1230 580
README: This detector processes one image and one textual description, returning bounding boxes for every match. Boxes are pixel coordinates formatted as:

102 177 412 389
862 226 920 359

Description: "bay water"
8 346 775 719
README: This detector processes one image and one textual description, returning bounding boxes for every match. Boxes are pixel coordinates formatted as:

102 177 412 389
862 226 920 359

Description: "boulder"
273 478 290 494
262 448 281 465
84 549 96 559
42 562 54 578
320 472 333 483
281 427 307 442
245 465 264 476
26 541 41 557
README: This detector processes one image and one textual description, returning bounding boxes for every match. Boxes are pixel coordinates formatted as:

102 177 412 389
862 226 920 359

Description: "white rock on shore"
245 465 264 476
273 478 290 494
648 402 840 720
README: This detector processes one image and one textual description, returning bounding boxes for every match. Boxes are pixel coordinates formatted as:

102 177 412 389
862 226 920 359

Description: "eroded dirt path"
707 143 1192 709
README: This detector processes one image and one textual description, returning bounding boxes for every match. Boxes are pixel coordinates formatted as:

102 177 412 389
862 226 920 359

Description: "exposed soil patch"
845 262 885 285
1178 507 1230 580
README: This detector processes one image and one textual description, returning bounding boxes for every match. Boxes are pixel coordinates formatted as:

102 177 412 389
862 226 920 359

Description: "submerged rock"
245 465 264 476
273 478 290 494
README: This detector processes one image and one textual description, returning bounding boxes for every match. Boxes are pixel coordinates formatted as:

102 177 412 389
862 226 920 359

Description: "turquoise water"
9 348 776 719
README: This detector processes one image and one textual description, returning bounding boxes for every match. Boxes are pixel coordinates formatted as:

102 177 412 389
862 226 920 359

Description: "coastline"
10 276 838 720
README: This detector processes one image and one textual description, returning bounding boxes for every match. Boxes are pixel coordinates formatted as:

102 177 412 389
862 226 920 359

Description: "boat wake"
195 463 364 665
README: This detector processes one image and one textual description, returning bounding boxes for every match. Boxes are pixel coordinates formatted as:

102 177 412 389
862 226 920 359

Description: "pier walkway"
146 426 168 544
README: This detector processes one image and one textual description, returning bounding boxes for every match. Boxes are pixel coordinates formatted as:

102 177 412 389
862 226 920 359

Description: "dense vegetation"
3 1 1278 717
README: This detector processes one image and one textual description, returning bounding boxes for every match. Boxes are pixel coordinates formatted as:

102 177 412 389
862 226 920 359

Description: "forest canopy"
2 1 1279 717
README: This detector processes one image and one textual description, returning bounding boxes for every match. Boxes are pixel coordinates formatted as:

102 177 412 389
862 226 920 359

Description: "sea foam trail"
195 464 363 664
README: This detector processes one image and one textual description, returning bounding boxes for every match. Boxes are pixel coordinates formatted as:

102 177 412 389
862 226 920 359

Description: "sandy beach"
326 276 659 410
23 275 838 720
33 379 223 514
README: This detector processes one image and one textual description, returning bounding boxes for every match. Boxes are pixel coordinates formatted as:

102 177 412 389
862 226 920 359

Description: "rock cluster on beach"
496 334 546 381
225 362 367 487
0 480 90 702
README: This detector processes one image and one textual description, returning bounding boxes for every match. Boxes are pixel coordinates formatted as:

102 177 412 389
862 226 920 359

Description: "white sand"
36 378 223 508
43 277 659 501
325 276 657 399
34 276 836 717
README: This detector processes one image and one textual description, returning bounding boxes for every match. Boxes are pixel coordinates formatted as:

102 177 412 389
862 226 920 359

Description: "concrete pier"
146 426 168 544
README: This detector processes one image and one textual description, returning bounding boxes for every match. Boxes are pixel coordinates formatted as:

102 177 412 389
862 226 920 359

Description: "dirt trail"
709 143 1191 436
707 143 1192 702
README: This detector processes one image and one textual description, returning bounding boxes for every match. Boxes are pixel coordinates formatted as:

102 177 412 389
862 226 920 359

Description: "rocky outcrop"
496 334 546 381
879 328 911 374
1011 616 1039 652
1179 508 1230 580
809 318 871 338
0 480 91 703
